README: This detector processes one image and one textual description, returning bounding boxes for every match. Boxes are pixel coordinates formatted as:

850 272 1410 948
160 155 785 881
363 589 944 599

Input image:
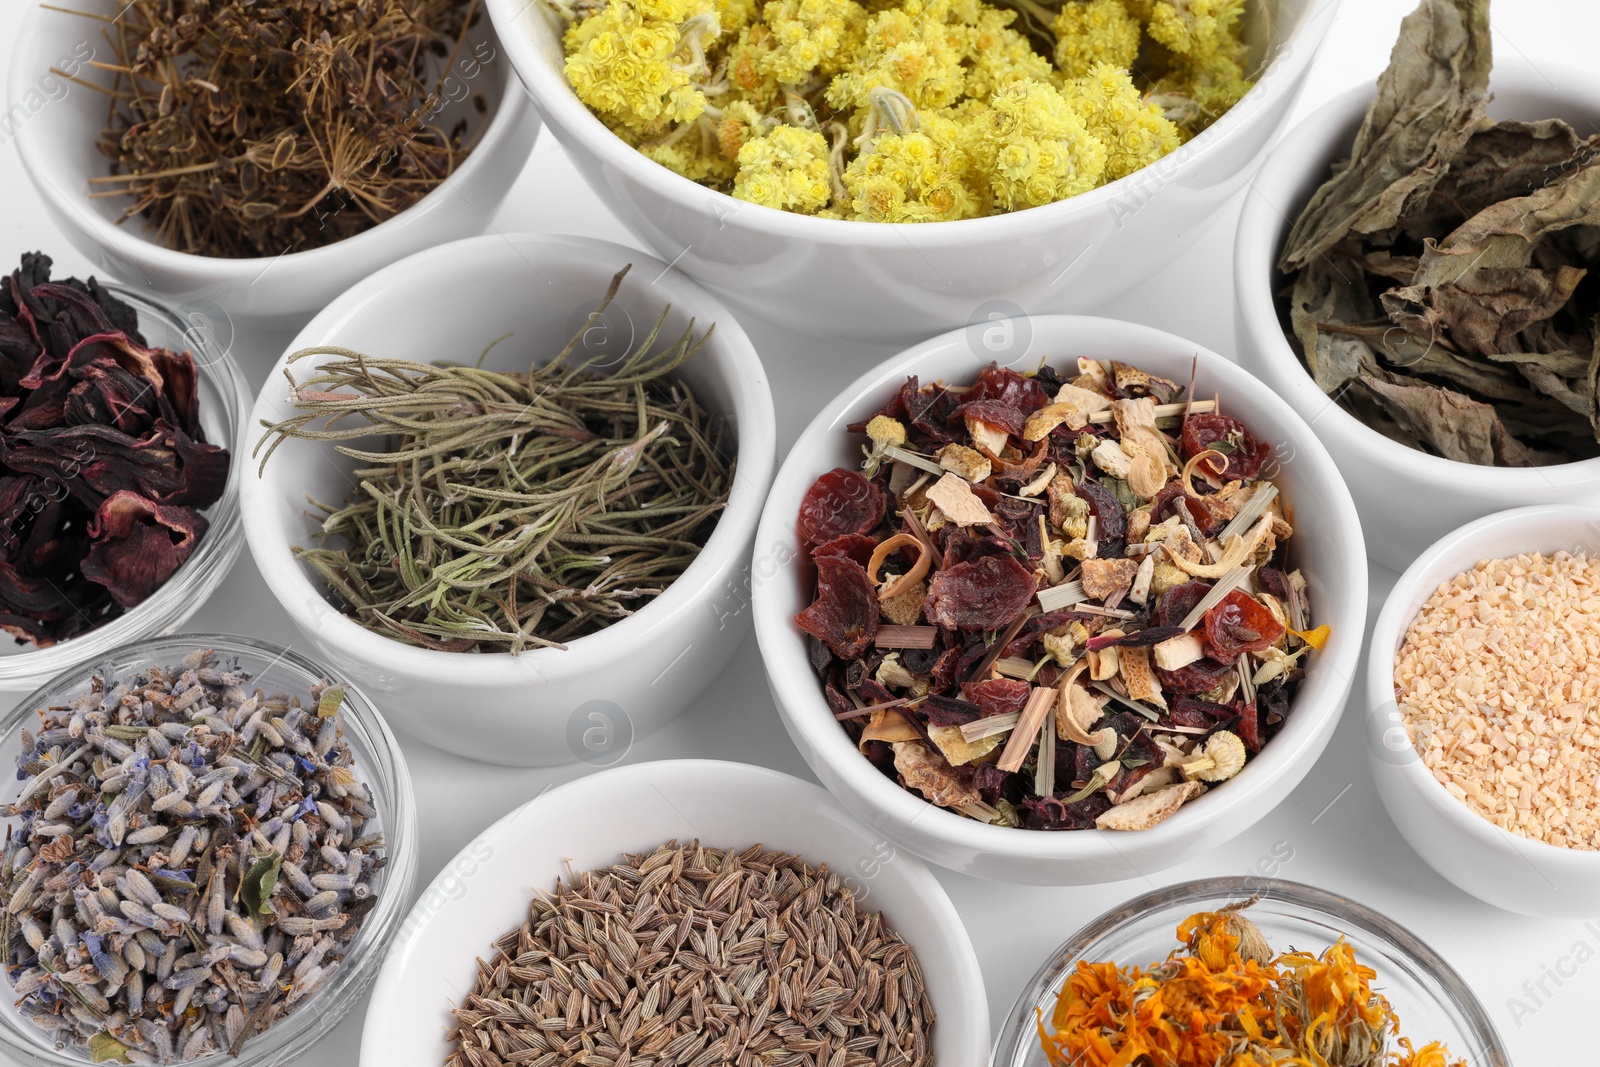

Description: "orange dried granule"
1038 909 1469 1067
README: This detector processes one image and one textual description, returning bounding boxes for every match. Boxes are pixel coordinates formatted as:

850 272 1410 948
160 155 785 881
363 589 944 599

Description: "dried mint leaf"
241 851 283 917
1279 0 1490 271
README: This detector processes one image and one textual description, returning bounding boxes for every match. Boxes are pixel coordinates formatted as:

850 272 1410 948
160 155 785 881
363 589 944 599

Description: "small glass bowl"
992 876 1510 1067
0 633 419 1066
0 286 249 694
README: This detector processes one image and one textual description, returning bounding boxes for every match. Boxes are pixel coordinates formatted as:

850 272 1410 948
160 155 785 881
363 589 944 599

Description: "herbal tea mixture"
1395 551 1600 849
91 0 488 258
1280 0 1600 465
1039 905 1465 1067
552 0 1256 220
255 269 733 653
794 359 1322 831
446 841 934 1067
0 648 384 1063
0 253 231 648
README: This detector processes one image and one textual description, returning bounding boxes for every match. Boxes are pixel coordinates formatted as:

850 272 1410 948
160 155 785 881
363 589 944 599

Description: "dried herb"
255 269 733 653
0 252 230 647
446 841 934 1067
89 0 488 258
1278 0 1600 464
1040 905 1466 1067
794 360 1318 832
0 648 384 1061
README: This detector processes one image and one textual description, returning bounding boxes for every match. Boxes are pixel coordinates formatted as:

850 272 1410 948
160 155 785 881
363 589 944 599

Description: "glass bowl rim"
0 631 419 1066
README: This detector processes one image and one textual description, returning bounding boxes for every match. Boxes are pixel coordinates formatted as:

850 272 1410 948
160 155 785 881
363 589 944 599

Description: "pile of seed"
0 648 385 1063
446 841 935 1067
1394 550 1600 848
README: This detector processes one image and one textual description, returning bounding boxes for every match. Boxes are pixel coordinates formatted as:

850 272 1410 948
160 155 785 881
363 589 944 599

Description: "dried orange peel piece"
868 532 931 598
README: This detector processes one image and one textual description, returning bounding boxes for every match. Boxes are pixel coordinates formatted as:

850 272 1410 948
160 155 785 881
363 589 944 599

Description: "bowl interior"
1243 62 1600 486
247 234 758 674
0 634 416 1066
500 0 1325 236
361 759 987 1066
12 3 506 257
755 316 1366 860
992 878 1509 1067
0 286 246 682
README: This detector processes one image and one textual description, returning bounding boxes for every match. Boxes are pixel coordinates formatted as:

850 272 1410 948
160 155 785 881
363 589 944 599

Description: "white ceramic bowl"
8 3 541 332
0 285 248 696
1234 62 1600 575
362 759 987 1066
242 233 774 766
752 315 1367 885
1366 504 1600 919
484 0 1339 345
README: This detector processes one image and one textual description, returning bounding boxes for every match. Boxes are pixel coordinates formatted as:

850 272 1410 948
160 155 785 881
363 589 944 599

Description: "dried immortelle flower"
554 0 1255 220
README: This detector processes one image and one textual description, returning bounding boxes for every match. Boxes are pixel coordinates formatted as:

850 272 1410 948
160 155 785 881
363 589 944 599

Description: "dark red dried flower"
0 253 230 646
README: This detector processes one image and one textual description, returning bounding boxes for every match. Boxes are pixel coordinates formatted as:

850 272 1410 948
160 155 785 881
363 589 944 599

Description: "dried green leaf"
316 684 347 719
1279 0 1490 271
1384 265 1587 356
87 1033 133 1064
1287 257 1383 393
1357 377 1523 465
241 851 282 916
1405 118 1599 238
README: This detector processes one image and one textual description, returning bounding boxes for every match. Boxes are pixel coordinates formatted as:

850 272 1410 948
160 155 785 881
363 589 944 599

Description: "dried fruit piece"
1095 780 1205 830
924 553 1037 630
1181 413 1271 480
795 555 879 658
797 467 884 546
1204 590 1286 664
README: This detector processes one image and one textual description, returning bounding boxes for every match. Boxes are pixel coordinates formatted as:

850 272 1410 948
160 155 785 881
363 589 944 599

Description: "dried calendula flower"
1041 903 1469 1067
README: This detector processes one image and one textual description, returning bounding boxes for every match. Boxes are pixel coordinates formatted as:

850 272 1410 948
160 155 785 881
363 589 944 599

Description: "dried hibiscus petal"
1155 580 1214 629
1204 590 1285 665
924 553 1037 631
959 678 1032 717
1181 413 1271 480
968 363 1050 414
811 533 879 567
796 467 884 546
952 398 1025 438
796 555 879 659
79 492 209 608
1074 477 1126 548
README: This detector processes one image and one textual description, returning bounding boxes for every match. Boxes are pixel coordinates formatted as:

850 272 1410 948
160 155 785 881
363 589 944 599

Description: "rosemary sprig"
254 270 733 654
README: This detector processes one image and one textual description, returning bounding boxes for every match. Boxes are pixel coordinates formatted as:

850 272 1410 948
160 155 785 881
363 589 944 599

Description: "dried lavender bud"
0 649 385 1063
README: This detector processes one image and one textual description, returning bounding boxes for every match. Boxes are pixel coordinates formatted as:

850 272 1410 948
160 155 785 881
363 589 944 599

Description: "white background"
2 0 1596 1062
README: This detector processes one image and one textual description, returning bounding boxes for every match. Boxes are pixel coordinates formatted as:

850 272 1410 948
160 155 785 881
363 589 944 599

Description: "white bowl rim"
1364 502 1600 872
360 757 989 1064
1234 58 1600 490
8 2 534 275
753 313 1368 862
241 231 775 683
485 0 1342 247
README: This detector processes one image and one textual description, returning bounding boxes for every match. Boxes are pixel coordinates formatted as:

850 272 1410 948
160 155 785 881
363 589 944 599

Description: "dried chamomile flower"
963 79 1108 211
733 124 833 211
1053 0 1143 79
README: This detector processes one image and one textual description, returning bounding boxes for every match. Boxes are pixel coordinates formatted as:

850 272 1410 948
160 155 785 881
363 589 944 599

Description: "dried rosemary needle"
254 269 733 653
